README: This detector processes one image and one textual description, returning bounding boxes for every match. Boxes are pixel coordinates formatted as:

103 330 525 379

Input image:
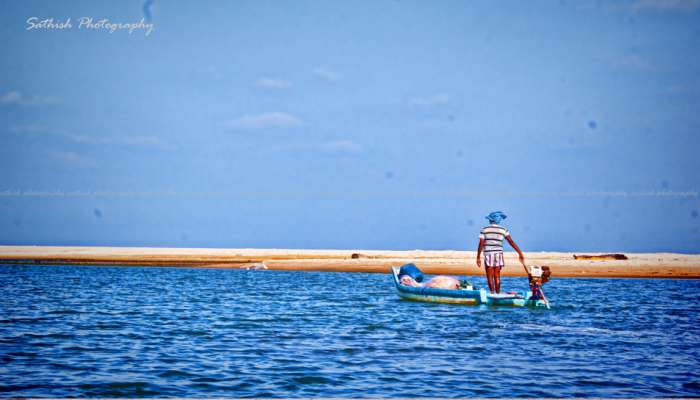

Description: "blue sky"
1 0 699 252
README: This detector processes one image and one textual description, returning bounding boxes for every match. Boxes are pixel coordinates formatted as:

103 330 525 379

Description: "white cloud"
229 112 301 129
48 150 97 169
268 140 363 156
1 91 22 104
666 83 698 94
321 140 363 153
612 54 655 71
256 77 292 89
66 134 111 145
410 93 450 107
121 135 173 149
10 124 51 134
66 134 176 150
629 0 700 13
313 66 342 81
10 125 175 151
0 90 59 106
195 65 222 80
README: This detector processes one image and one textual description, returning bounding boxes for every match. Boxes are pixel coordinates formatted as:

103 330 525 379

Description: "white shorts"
484 251 504 268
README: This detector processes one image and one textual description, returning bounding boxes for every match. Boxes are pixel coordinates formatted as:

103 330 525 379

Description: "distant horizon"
1 245 698 255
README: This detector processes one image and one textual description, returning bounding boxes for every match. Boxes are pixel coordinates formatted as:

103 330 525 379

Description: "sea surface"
1 264 699 398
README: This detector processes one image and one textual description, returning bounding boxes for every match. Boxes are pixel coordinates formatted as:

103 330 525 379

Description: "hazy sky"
1 0 699 252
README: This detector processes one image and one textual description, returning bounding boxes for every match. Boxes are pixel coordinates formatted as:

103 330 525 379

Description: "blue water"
1 265 699 398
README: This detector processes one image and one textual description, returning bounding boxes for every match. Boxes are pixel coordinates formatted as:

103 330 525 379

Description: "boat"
390 266 548 308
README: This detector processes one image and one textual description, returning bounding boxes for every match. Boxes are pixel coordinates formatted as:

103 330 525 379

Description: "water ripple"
0 265 699 397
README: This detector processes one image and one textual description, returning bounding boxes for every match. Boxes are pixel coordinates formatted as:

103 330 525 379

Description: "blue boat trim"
391 266 548 308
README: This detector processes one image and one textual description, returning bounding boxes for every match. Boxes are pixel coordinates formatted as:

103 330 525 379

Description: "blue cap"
486 211 507 224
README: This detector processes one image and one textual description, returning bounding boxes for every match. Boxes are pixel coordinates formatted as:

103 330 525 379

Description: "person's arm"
505 235 527 272
476 238 484 268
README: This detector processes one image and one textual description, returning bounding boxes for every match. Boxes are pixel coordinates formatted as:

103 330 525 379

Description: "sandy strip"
1 245 699 278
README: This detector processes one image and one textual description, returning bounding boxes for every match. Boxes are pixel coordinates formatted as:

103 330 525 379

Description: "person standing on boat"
476 211 526 294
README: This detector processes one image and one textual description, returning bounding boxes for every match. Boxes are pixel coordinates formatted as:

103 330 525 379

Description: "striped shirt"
479 224 510 253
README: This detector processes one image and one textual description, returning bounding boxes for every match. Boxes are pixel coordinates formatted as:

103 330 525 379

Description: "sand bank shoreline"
1 245 699 278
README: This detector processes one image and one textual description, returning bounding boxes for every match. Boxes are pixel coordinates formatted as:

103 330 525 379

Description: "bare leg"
494 267 501 294
485 267 494 293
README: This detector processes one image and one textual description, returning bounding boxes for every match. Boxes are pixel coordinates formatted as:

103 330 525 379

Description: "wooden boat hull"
391 266 547 308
